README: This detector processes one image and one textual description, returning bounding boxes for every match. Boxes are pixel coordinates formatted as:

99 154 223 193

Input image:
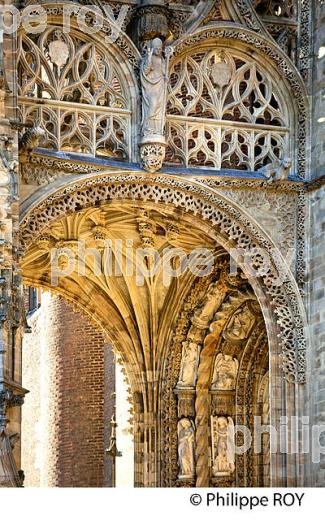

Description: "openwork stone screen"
253 0 297 18
166 48 290 171
18 27 131 159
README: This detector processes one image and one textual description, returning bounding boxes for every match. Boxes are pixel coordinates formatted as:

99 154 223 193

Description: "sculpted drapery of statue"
140 37 169 142
224 304 255 342
211 416 235 477
177 418 195 479
211 354 238 391
177 341 200 389
192 277 228 328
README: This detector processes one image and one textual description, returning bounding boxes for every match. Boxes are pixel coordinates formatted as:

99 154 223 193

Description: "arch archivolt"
20 171 308 487
21 174 305 381
20 172 307 382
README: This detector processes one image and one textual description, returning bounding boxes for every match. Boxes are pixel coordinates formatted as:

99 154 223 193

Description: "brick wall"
21 292 114 487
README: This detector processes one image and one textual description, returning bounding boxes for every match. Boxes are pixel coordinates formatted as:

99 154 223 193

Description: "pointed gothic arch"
19 171 309 487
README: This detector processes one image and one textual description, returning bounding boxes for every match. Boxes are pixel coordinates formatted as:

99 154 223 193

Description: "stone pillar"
0 8 26 486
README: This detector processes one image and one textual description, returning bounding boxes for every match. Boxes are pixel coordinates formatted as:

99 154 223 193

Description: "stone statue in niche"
177 341 200 388
140 37 168 140
178 418 195 479
225 305 255 342
211 354 238 391
211 416 235 477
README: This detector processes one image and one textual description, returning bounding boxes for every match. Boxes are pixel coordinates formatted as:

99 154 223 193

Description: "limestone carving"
48 34 69 71
140 38 168 140
224 305 255 342
208 51 233 91
140 143 166 173
19 127 46 155
170 26 308 179
259 158 292 183
219 187 296 257
19 173 307 383
211 416 235 477
166 47 290 171
192 278 228 329
211 354 238 391
137 209 155 248
18 28 131 159
139 39 173 172
177 418 195 479
177 341 200 389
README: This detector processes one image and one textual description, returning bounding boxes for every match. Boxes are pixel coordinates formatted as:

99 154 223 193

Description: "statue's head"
151 37 163 56
217 417 228 430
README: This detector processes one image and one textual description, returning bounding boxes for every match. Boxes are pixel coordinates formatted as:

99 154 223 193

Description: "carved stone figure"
211 354 238 390
211 416 235 477
192 279 227 328
224 305 255 342
140 37 168 140
177 418 195 479
19 126 46 155
259 158 292 183
177 341 200 388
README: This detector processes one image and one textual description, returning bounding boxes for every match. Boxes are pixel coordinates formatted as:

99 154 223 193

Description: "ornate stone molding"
0 390 25 433
223 0 270 36
140 142 166 173
20 172 308 384
20 152 105 186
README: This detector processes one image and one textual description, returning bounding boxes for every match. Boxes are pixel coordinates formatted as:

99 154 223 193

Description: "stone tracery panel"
253 0 297 19
166 47 290 171
170 26 309 180
18 27 132 159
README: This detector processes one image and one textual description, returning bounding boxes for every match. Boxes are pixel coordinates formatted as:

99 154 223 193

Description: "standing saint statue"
177 341 200 388
211 354 238 391
140 38 168 140
211 416 235 477
178 418 195 479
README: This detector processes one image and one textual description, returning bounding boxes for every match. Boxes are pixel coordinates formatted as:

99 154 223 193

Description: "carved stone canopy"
129 3 171 45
